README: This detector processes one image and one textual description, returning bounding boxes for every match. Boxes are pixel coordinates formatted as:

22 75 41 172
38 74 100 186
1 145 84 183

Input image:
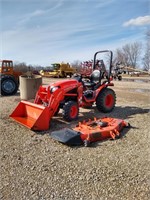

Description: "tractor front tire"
62 101 79 121
1 75 18 96
96 88 116 113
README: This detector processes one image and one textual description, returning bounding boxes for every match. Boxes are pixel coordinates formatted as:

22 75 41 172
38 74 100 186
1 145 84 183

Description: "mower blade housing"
73 117 129 143
10 101 50 130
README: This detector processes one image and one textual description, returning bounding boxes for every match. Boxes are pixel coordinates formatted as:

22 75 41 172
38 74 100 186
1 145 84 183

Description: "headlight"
50 86 59 93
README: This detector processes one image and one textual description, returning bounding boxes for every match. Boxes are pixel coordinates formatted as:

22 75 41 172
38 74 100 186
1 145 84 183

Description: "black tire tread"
96 88 116 113
1 75 18 96
62 101 79 121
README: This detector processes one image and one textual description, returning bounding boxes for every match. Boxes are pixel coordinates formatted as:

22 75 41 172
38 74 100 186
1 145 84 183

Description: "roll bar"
93 50 113 70
93 50 113 82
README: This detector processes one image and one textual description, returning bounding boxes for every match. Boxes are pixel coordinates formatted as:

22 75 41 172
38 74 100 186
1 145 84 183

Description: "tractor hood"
50 79 79 90
50 128 83 146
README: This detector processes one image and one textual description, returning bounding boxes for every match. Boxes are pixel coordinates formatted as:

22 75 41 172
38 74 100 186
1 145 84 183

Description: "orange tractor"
10 50 116 131
0 60 22 95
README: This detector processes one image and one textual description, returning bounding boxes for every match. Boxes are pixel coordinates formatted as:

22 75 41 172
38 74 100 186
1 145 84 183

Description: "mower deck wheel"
83 140 90 147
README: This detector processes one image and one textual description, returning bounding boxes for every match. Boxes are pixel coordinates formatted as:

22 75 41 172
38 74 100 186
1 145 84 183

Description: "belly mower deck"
50 117 130 146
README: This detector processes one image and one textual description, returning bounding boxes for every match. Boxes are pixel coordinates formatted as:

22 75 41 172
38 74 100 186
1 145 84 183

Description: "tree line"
14 30 150 72
113 30 150 71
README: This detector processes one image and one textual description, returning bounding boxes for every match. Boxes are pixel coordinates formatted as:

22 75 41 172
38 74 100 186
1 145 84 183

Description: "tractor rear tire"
96 88 116 113
1 75 18 96
62 101 79 121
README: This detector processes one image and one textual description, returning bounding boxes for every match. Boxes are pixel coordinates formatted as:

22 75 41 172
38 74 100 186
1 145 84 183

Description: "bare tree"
143 30 150 71
113 48 126 65
114 42 142 68
14 62 29 73
13 62 43 73
71 60 82 72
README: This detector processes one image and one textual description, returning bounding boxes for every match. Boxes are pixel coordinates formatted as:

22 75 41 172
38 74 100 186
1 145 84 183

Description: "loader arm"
10 87 65 131
10 82 80 131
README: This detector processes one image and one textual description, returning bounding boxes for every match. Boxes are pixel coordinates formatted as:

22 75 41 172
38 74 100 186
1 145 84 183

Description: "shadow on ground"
53 105 149 125
105 106 149 119
36 105 149 134
34 105 149 147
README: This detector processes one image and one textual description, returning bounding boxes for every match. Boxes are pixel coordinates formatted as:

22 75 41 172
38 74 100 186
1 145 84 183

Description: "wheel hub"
2 80 15 92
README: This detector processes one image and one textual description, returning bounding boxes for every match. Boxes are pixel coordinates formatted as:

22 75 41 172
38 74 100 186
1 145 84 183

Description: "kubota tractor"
10 50 116 131
0 60 22 95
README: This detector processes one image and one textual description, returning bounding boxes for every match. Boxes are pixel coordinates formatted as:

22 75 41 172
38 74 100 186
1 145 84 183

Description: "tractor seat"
84 70 101 88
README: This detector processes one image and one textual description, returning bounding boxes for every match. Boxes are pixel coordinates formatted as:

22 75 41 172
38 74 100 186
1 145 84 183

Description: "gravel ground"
0 77 150 200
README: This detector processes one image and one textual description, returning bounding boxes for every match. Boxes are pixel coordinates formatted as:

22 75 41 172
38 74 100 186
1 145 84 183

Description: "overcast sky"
1 0 150 66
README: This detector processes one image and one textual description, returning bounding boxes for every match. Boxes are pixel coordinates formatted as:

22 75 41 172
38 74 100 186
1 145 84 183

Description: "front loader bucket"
10 101 50 131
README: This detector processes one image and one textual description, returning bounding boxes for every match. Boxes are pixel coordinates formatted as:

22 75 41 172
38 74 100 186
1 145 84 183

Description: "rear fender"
95 82 114 98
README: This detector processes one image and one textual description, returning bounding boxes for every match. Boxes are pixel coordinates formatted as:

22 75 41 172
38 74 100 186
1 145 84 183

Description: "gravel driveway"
0 77 150 200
